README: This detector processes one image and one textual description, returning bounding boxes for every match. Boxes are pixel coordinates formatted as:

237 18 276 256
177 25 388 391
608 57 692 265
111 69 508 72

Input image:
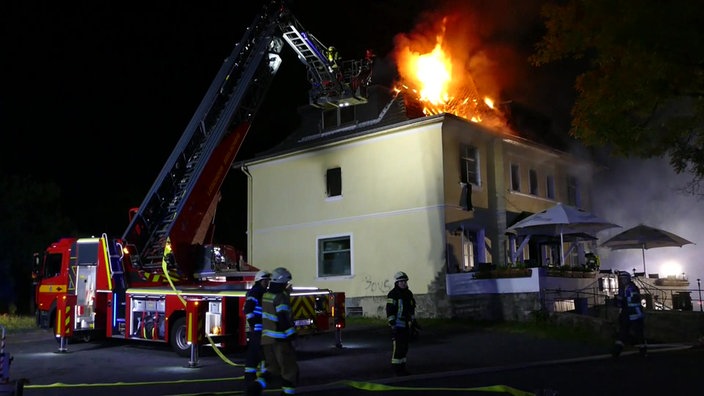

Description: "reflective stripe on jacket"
243 282 266 332
261 289 296 344
623 283 644 321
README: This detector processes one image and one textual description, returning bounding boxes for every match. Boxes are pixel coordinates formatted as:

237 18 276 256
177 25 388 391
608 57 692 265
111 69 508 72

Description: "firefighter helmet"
254 270 271 282
617 270 631 281
271 267 292 284
394 271 409 282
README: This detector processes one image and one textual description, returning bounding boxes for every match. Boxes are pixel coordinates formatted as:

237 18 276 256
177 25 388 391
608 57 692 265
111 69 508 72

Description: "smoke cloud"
593 155 703 284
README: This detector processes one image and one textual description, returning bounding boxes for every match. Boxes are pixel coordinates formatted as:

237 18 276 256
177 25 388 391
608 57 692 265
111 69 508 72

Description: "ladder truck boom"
123 1 370 279
32 0 364 356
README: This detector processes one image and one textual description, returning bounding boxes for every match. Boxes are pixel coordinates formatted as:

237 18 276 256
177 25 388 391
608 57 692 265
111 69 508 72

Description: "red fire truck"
31 0 371 356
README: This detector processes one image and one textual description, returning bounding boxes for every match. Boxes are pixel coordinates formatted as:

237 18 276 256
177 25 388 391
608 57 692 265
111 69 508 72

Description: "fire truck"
31 1 372 356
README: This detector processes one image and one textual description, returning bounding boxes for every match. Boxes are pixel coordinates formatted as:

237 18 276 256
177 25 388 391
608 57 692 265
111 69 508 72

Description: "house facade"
240 89 598 320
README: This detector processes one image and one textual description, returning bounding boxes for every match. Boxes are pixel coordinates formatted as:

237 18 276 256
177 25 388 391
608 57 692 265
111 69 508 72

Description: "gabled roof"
253 85 411 158
246 84 587 164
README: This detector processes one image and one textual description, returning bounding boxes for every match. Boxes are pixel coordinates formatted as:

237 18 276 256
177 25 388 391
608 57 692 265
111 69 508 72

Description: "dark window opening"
511 164 520 191
567 175 579 206
529 169 538 195
546 175 555 199
326 167 342 197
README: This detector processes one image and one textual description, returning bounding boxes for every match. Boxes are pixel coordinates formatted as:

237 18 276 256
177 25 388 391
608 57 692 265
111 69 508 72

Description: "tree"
530 0 704 196
0 173 74 314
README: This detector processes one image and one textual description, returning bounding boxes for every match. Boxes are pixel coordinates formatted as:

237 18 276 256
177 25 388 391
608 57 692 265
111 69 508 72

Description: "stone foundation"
345 292 541 322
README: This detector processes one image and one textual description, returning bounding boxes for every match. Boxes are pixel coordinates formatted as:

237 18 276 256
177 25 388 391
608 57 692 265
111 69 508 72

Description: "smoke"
593 155 703 282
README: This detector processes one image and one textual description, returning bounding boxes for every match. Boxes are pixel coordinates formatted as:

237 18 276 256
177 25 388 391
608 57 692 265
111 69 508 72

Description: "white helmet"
271 267 292 284
394 271 409 282
254 270 271 282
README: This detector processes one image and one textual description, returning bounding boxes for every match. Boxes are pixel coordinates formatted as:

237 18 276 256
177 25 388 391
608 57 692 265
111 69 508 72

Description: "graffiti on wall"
361 273 393 295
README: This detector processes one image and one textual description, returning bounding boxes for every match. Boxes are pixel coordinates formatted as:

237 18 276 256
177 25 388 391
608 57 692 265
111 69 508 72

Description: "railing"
446 267 704 313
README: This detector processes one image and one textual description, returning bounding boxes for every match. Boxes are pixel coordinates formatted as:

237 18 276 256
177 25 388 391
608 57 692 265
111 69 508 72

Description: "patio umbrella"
507 203 620 265
600 224 694 275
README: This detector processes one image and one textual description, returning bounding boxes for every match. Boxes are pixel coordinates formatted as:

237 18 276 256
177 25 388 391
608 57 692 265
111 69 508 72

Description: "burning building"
240 8 597 320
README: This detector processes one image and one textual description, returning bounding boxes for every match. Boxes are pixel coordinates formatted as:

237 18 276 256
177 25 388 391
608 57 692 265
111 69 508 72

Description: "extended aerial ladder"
119 1 372 280
32 1 357 355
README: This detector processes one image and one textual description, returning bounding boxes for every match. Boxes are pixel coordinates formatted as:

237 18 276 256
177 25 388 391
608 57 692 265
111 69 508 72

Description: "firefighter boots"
245 380 264 396
611 341 624 358
393 363 410 376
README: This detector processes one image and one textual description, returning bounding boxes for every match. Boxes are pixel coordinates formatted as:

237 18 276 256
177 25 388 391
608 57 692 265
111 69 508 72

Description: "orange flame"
392 16 508 131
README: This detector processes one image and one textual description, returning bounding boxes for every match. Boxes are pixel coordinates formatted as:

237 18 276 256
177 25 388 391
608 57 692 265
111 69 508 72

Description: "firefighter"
243 270 271 388
585 252 600 271
612 271 647 357
386 271 419 376
249 267 298 396
327 46 339 70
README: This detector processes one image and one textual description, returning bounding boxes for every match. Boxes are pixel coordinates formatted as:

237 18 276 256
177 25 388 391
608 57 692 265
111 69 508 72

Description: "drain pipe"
240 164 253 264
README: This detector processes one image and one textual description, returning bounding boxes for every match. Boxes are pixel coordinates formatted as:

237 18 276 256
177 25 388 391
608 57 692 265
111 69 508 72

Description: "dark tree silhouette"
0 173 74 314
531 0 704 197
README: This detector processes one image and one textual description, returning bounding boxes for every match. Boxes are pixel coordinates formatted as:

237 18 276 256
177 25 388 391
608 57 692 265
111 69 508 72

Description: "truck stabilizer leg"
56 336 69 353
187 344 199 368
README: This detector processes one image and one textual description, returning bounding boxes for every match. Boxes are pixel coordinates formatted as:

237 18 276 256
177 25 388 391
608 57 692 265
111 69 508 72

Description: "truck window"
44 253 63 278
77 240 99 265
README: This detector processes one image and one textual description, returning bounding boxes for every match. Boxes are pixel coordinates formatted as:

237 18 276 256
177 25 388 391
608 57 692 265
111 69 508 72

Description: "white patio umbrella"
507 202 620 265
601 224 694 275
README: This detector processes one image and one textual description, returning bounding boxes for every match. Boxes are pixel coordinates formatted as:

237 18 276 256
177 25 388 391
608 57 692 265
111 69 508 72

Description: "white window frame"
460 144 480 186
317 234 352 278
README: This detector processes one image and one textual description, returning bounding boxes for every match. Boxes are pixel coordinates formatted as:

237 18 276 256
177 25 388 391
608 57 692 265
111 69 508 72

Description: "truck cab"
33 237 102 339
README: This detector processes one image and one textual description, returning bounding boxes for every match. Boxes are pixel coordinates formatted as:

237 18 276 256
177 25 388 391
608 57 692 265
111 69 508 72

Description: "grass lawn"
0 314 35 334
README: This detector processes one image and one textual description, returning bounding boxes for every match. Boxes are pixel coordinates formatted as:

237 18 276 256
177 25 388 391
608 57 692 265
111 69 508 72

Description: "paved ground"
2 318 700 395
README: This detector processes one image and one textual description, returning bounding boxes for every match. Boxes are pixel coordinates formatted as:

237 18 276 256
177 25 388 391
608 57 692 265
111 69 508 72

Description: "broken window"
460 144 480 186
326 167 342 197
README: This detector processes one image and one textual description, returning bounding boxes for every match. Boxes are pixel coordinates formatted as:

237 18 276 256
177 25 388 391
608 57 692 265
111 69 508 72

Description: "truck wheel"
170 317 193 357
79 331 93 343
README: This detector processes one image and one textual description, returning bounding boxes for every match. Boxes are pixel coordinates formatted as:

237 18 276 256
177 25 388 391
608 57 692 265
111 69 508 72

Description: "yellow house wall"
246 121 446 298
502 144 595 214
440 119 504 224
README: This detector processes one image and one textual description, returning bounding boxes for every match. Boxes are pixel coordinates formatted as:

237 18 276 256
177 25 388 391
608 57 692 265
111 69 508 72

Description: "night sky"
11 1 698 286
2 2 293 244
3 0 565 248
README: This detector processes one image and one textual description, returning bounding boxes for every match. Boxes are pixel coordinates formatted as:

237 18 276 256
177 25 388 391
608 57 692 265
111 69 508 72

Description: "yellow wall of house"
502 144 594 213
243 113 597 305
246 121 447 297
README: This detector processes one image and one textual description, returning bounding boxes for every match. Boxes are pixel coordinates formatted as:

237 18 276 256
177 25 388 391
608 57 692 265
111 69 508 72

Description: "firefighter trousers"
617 314 646 346
391 326 410 365
262 341 299 394
244 331 265 382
